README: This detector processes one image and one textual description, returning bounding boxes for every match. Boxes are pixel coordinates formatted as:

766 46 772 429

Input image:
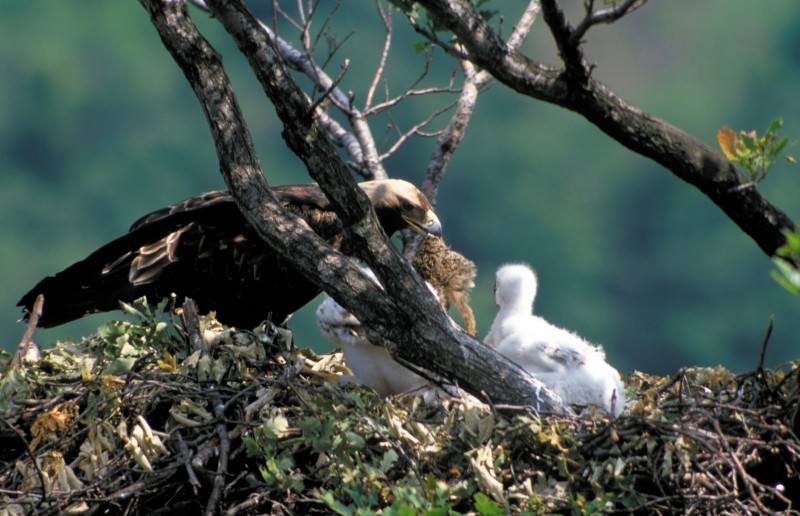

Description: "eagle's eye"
402 201 413 211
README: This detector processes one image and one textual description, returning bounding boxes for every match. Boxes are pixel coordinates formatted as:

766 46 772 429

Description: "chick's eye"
402 202 413 211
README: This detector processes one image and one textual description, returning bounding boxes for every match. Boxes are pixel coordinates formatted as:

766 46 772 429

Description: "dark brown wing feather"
18 185 342 328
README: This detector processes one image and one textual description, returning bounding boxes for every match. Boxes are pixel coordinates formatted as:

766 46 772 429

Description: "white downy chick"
315 267 442 398
484 263 538 348
488 264 626 416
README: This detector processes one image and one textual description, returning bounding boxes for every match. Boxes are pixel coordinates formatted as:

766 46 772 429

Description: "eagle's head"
359 179 442 237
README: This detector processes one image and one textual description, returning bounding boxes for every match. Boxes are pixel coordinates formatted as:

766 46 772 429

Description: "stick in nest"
756 315 774 375
13 293 43 367
181 297 209 354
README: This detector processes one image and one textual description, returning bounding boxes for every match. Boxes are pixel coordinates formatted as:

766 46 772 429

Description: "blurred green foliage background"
2 1 799 376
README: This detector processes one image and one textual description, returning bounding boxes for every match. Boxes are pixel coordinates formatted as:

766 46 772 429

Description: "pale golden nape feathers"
412 234 477 336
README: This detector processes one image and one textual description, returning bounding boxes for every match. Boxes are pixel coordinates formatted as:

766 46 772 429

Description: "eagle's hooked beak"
404 210 442 236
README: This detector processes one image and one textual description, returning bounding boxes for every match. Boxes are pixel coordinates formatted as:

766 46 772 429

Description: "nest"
1 300 799 515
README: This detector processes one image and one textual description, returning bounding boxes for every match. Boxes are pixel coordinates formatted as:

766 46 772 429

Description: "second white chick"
484 263 539 348
316 267 440 398
487 264 626 416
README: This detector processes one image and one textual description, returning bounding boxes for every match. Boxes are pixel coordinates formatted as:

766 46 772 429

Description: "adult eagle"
18 179 441 329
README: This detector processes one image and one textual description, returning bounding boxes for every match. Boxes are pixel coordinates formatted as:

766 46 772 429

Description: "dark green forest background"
2 1 799 376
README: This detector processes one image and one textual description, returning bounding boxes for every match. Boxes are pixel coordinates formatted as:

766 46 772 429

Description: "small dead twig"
178 296 231 516
204 388 231 516
181 298 208 354
177 432 201 492
225 492 273 515
711 418 771 513
364 0 393 110
655 367 686 396
570 0 645 46
756 315 775 375
13 294 43 368
168 293 185 337
0 416 47 508
180 294 232 516
307 60 349 118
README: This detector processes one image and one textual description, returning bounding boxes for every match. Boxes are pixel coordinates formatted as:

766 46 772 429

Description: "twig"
106 480 148 501
656 367 686 396
178 292 230 515
380 101 460 160
306 59 349 118
407 16 469 60
0 416 47 508
756 315 774 374
570 0 646 46
188 0 385 178
191 438 217 470
365 85 458 116
225 492 271 515
204 387 231 516
414 0 539 219
298 0 313 52
13 294 43 368
177 432 201 492
365 0 393 109
711 418 770 513
181 298 208 354
167 293 185 338
539 0 587 78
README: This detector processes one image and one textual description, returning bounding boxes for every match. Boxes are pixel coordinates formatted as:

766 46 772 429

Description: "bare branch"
273 1 304 32
365 0 393 109
176 432 202 492
571 0 647 45
538 0 589 79
381 101 459 160
307 59 349 116
307 2 352 74
407 15 469 60
13 294 43 368
366 85 458 116
205 388 231 516
755 315 774 375
350 111 389 179
180 298 208 354
420 0 540 204
404 1 542 255
189 0 387 179
420 65 484 206
416 0 796 259
507 0 542 50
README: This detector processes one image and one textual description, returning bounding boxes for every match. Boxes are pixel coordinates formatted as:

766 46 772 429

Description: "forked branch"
139 0 566 411
416 0 796 259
